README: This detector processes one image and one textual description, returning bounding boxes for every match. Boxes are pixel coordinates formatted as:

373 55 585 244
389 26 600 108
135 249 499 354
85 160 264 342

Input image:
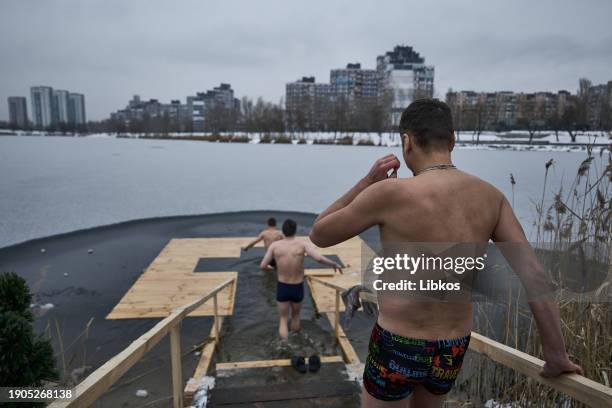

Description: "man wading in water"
245 217 284 268
261 219 342 341
310 99 582 407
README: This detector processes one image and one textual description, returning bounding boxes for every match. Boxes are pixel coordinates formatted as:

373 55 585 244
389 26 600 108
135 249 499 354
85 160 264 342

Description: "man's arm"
260 243 275 272
492 197 583 377
310 155 400 247
304 243 343 273
245 233 263 251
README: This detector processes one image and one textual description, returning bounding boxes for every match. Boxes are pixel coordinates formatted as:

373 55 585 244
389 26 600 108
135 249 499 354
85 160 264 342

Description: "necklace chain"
415 163 457 176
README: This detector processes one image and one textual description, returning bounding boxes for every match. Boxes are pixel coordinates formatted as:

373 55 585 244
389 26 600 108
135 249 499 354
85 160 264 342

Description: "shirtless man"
260 219 342 340
310 99 582 407
245 217 284 267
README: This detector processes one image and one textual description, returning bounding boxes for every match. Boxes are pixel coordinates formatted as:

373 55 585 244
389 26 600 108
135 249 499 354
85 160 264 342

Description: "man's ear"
449 132 456 152
402 133 412 155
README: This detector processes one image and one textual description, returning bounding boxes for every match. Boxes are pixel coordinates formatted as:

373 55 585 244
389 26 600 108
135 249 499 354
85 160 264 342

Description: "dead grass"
466 134 611 406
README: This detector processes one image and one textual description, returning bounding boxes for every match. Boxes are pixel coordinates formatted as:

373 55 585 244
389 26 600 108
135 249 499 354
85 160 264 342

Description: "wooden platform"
107 236 364 319
107 238 245 319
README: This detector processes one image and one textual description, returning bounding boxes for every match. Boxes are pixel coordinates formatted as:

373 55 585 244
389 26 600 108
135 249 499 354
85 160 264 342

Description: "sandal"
291 356 307 373
308 355 321 373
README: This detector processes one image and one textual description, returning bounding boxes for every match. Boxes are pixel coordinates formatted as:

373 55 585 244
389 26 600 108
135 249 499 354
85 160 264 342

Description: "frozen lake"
0 135 595 248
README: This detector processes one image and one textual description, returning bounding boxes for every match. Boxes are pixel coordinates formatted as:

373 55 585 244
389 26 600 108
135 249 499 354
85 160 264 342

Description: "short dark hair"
282 219 297 237
267 217 276 227
399 99 454 151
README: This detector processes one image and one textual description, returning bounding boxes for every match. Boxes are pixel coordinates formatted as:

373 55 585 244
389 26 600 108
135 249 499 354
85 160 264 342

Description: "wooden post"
170 323 183 408
334 289 340 340
213 293 220 343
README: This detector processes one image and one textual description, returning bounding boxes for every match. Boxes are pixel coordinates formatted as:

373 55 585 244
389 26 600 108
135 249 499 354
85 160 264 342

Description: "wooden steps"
216 355 343 371
208 380 360 406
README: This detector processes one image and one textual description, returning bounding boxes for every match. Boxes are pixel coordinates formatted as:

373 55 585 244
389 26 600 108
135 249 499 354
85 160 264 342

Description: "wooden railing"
48 277 235 408
309 276 612 408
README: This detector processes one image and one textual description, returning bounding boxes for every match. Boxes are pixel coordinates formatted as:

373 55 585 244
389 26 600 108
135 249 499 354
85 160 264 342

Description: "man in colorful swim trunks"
245 217 284 268
261 219 342 341
310 99 582 407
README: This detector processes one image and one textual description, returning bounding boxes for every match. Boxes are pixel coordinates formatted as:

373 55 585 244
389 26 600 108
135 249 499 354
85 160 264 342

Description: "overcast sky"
1 0 611 120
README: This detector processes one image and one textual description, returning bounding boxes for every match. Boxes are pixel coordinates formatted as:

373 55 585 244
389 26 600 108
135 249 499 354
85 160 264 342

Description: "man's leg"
277 301 290 340
407 386 446 408
290 301 302 332
361 385 445 408
360 386 407 408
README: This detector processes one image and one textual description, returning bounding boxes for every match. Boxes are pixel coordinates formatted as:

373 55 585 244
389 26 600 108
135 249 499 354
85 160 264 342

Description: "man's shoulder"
461 171 503 195
360 178 417 206
262 229 277 237
364 177 405 195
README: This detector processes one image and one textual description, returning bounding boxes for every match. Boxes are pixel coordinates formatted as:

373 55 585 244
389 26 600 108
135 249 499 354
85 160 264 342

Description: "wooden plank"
209 380 359 405
48 278 234 408
184 317 226 405
470 332 612 408
192 318 225 379
170 324 183 408
324 312 360 365
334 290 340 338
215 355 343 371
106 271 237 319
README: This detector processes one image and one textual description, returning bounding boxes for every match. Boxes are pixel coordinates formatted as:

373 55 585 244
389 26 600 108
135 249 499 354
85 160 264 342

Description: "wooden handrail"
48 277 235 408
308 276 612 407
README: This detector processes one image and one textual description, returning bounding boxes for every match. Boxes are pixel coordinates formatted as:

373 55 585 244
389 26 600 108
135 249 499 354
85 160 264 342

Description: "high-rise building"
187 95 205 132
188 83 239 131
377 46 435 125
330 63 379 103
53 89 70 124
68 93 86 125
583 80 612 129
30 86 54 128
285 76 331 131
8 96 28 128
446 89 574 130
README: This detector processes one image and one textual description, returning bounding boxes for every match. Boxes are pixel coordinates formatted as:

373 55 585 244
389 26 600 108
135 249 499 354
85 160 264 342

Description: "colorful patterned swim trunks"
363 322 470 401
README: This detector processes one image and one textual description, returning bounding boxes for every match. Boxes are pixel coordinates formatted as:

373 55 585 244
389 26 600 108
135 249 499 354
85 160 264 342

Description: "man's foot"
291 356 307 373
308 355 321 373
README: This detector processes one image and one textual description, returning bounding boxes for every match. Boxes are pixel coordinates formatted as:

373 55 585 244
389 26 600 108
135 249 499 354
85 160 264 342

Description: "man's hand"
261 265 274 272
365 154 401 184
243 246 249 252
333 263 343 274
541 355 583 378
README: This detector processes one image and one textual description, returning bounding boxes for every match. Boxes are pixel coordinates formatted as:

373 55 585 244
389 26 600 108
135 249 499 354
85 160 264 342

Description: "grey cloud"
1 0 611 120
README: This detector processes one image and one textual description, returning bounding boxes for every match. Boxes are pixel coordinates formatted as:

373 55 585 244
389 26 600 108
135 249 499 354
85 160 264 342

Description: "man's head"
282 219 297 237
267 217 277 227
399 99 455 169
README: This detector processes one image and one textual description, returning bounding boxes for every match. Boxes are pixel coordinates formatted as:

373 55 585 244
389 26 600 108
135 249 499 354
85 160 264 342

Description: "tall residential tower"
30 86 54 128
377 46 435 125
8 96 28 128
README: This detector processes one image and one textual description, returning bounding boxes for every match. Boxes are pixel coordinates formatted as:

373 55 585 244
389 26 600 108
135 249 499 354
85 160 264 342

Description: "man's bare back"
244 218 284 252
371 169 503 339
260 228 284 248
264 238 341 284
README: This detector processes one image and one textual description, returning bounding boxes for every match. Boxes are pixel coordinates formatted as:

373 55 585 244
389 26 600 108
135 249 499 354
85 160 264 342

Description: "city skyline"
1 0 611 121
